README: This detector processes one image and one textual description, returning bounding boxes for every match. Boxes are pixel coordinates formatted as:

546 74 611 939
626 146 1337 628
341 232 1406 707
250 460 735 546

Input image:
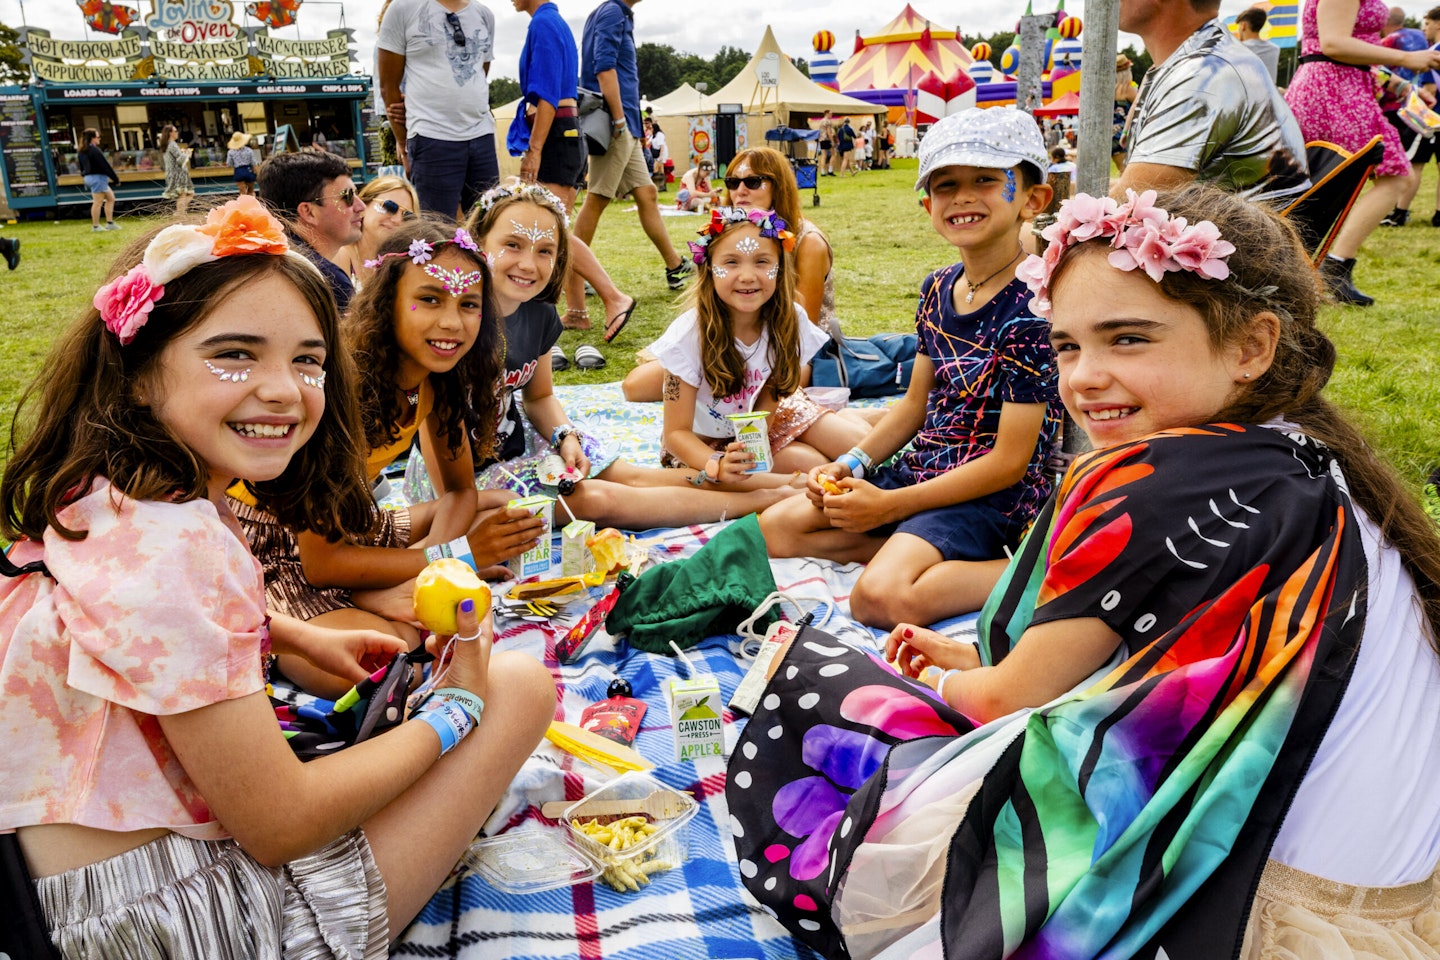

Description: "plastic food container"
463 830 601 894
465 773 697 895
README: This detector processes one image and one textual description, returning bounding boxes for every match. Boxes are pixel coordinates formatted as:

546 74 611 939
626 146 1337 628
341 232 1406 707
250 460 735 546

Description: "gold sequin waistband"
1257 859 1438 922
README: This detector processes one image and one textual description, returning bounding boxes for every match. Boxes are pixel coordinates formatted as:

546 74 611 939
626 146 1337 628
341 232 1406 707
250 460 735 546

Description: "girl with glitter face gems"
0 197 553 959
402 181 794 524
228 218 546 697
651 207 870 488
727 184 1440 960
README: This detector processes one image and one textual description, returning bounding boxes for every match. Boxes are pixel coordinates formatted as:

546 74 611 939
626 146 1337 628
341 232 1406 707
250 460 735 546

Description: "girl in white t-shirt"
653 207 868 487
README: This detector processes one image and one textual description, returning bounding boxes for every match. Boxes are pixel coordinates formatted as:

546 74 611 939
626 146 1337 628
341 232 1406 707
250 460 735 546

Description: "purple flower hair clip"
364 233 483 271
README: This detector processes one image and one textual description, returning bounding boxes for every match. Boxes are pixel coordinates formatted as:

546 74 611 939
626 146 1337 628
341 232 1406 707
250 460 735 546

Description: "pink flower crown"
94 195 289 346
363 228 480 270
1016 189 1236 320
687 206 795 265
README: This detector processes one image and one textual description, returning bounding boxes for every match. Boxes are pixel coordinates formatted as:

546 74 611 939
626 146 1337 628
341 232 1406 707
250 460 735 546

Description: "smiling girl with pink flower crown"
727 183 1440 960
0 196 553 959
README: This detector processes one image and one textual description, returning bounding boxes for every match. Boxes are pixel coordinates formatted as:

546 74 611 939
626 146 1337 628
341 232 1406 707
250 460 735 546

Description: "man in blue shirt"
574 0 693 291
510 0 636 337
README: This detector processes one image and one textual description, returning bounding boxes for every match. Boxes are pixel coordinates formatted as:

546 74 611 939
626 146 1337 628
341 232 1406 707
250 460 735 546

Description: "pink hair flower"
94 264 164 346
452 228 477 251
1119 188 1166 228
1167 218 1236 278
407 239 434 264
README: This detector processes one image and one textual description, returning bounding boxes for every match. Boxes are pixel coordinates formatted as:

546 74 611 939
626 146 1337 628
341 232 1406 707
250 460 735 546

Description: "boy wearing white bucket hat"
762 107 1062 630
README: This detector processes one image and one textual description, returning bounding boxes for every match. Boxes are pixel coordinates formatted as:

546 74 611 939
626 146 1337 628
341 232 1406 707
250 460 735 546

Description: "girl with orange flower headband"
0 196 553 959
651 207 872 488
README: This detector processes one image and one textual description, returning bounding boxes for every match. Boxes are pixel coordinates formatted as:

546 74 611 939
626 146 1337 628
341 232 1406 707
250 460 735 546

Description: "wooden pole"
1076 0 1119 196
1017 15 1049 115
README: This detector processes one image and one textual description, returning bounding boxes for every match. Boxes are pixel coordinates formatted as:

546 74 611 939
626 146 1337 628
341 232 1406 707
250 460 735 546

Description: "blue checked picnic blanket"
367 384 973 959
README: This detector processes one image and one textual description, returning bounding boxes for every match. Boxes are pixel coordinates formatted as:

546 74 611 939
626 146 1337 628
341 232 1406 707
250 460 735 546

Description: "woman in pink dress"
1285 0 1440 305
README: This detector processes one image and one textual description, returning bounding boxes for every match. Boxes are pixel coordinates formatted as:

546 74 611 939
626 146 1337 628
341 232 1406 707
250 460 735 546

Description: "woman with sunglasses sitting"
335 175 422 291
622 147 838 401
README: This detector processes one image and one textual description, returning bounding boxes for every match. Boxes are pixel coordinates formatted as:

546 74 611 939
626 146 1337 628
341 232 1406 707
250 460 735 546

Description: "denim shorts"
408 132 499 217
868 465 1025 562
83 174 112 194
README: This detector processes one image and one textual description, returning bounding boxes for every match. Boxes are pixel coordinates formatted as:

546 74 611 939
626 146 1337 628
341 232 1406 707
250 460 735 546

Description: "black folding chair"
1280 135 1384 263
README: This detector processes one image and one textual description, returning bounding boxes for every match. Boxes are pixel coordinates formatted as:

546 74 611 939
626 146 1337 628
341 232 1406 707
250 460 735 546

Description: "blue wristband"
423 536 478 571
836 453 865 480
415 700 474 755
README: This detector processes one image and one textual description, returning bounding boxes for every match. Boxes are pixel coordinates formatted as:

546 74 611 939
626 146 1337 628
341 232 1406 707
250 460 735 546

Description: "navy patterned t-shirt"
899 265 1060 526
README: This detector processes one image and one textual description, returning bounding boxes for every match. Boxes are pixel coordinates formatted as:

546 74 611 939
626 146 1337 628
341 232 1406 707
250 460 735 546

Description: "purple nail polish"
460 598 475 613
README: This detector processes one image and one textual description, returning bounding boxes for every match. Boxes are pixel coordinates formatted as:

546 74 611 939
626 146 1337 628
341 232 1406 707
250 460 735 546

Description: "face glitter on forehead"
423 263 484 297
510 218 555 244
735 236 760 256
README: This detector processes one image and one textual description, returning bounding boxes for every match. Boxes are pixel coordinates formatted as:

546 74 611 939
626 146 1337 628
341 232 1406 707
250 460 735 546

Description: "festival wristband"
845 446 874 471
551 424 581 449
424 536 477 571
415 699 475 756
836 454 865 480
433 687 486 725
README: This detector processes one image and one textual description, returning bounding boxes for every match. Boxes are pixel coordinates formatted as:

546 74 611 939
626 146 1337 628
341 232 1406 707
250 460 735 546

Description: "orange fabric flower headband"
94 195 289 345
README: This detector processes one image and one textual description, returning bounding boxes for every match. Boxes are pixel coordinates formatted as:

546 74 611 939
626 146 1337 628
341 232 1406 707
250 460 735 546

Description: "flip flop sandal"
603 297 637 343
574 345 607 370
550 344 569 371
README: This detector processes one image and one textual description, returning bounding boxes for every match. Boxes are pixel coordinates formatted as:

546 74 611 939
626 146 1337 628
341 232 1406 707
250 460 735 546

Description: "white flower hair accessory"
476 177 570 226
1016 189 1236 319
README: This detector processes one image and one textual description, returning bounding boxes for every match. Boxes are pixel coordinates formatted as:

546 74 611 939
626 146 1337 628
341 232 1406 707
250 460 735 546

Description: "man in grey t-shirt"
1114 0 1308 205
1235 7 1282 85
378 0 499 217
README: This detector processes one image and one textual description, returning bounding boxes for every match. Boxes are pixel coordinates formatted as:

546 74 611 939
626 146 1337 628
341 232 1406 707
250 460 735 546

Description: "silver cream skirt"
35 829 388 960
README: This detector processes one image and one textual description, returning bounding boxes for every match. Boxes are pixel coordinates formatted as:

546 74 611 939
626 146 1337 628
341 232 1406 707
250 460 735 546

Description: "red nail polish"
903 627 913 638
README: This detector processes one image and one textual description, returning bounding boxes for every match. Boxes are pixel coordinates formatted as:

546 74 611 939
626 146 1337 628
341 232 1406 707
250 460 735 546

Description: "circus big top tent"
836 4 974 107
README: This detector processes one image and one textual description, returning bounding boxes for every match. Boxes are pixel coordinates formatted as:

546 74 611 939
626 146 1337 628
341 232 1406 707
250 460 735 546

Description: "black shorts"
1386 110 1438 165
537 115 587 187
819 139 832 150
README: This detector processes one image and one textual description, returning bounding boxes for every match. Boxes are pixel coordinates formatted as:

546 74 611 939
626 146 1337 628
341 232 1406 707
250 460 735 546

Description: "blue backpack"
808 321 918 398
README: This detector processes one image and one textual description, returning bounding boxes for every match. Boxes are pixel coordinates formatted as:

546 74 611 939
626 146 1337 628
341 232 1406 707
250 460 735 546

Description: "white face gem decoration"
204 359 250 383
712 266 729 278
510 218 556 244
300 370 326 390
423 263 484 297
736 236 760 256
766 264 779 280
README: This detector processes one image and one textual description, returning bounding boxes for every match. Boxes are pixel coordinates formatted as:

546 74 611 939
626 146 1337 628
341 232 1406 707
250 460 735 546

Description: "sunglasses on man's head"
374 198 416 220
724 176 770 191
311 187 357 207
444 11 466 46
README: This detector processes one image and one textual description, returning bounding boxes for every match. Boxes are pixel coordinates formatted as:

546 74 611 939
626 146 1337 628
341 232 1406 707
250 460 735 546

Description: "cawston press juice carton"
665 675 724 762
507 495 554 579
725 412 771 473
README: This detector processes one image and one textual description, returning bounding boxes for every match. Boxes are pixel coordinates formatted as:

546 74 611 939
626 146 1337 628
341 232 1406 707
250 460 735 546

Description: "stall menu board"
0 92 55 204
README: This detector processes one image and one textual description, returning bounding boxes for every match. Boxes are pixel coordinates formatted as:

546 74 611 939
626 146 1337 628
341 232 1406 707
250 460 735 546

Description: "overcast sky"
2 0 1425 86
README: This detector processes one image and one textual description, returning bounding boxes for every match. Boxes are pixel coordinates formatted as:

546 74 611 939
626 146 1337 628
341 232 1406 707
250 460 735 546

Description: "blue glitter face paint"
1003 169 1017 202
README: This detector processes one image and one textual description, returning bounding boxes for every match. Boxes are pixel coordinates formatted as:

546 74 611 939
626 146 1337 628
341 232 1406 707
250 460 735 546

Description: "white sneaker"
105 222 122 231
92 225 104 232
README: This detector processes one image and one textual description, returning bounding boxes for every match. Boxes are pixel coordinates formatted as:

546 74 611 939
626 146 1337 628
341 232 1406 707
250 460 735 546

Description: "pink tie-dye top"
0 478 267 838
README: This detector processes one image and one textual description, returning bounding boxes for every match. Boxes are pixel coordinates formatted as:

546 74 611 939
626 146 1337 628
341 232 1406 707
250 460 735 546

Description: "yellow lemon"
413 558 492 635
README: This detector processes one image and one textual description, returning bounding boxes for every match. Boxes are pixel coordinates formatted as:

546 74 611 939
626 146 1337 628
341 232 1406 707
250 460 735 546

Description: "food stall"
1 4 371 214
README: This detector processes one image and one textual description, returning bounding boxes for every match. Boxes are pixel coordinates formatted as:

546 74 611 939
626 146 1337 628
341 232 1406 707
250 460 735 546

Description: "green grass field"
2 159 1437 487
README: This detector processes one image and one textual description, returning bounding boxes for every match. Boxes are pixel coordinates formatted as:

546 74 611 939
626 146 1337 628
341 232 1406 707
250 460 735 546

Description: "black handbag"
577 87 610 157
808 319 918 398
